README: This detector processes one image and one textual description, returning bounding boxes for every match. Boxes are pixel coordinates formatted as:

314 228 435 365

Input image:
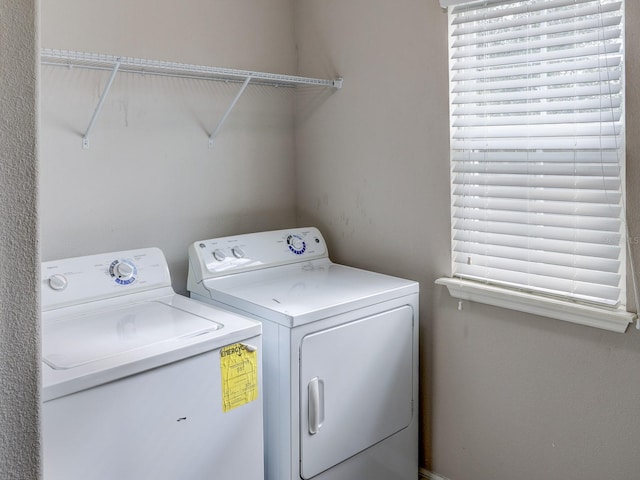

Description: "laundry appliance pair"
41 227 419 480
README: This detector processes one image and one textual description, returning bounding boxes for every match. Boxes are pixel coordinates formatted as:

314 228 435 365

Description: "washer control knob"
113 261 135 280
232 247 245 259
109 260 137 285
213 249 226 262
48 274 68 291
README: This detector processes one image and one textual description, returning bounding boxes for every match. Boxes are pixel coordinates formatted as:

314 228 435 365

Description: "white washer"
42 247 264 480
187 227 419 480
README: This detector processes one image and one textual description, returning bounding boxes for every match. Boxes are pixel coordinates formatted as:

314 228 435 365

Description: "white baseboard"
419 467 450 480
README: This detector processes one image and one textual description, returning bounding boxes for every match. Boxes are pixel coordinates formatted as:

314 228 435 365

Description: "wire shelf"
40 48 342 149
40 49 343 88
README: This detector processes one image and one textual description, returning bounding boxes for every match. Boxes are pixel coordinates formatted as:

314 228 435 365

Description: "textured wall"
294 1 640 479
0 0 41 479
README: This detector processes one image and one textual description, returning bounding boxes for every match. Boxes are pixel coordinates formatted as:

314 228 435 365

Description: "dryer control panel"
42 248 171 311
188 227 329 281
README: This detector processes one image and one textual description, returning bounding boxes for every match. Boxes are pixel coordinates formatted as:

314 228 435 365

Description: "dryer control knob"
48 273 68 291
213 249 227 262
287 234 306 255
232 247 245 259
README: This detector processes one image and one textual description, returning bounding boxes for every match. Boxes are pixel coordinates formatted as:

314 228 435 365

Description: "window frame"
436 0 635 332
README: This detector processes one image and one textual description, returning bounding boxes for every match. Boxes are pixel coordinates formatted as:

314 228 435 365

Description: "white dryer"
187 227 419 480
42 247 264 480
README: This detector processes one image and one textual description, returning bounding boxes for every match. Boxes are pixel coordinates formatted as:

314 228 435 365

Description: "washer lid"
42 294 262 402
43 301 222 370
202 259 418 327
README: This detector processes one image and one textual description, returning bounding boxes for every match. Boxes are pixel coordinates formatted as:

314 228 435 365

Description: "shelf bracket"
208 75 253 147
82 59 121 149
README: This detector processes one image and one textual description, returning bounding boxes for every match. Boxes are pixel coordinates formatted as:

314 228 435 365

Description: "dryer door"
299 305 414 479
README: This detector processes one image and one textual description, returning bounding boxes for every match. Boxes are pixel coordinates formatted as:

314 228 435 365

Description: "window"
436 0 635 332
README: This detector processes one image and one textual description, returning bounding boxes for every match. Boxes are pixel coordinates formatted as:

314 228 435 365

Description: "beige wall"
294 1 640 479
294 0 450 469
39 0 298 294
8 0 639 478
0 0 40 478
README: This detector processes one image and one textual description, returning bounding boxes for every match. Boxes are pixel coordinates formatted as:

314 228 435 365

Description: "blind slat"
452 137 621 150
453 110 622 127
452 84 622 104
453 184 622 204
453 123 621 138
453 218 620 245
453 197 622 219
453 97 622 116
453 253 621 287
452 1 621 32
452 173 620 190
451 55 622 81
453 230 621 259
453 162 621 176
452 15 622 47
452 28 621 60
454 241 621 273
452 43 621 70
452 0 599 25
453 208 621 231
451 151 621 163
452 70 622 93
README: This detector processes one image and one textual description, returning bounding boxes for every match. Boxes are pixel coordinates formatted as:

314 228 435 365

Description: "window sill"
435 277 636 333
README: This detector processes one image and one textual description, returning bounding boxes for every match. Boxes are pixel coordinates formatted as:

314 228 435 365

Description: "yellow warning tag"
220 343 258 412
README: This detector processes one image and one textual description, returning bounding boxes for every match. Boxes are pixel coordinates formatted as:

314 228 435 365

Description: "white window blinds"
447 0 625 307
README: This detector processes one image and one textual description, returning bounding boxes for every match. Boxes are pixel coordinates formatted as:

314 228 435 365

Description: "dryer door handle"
308 377 325 435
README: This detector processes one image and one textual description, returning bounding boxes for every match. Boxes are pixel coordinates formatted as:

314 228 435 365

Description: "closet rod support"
209 75 253 147
82 59 121 149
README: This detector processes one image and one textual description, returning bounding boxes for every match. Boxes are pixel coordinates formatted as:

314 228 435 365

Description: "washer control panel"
188 227 328 280
42 248 171 311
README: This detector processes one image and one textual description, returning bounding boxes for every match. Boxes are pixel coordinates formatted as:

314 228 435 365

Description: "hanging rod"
40 48 343 149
